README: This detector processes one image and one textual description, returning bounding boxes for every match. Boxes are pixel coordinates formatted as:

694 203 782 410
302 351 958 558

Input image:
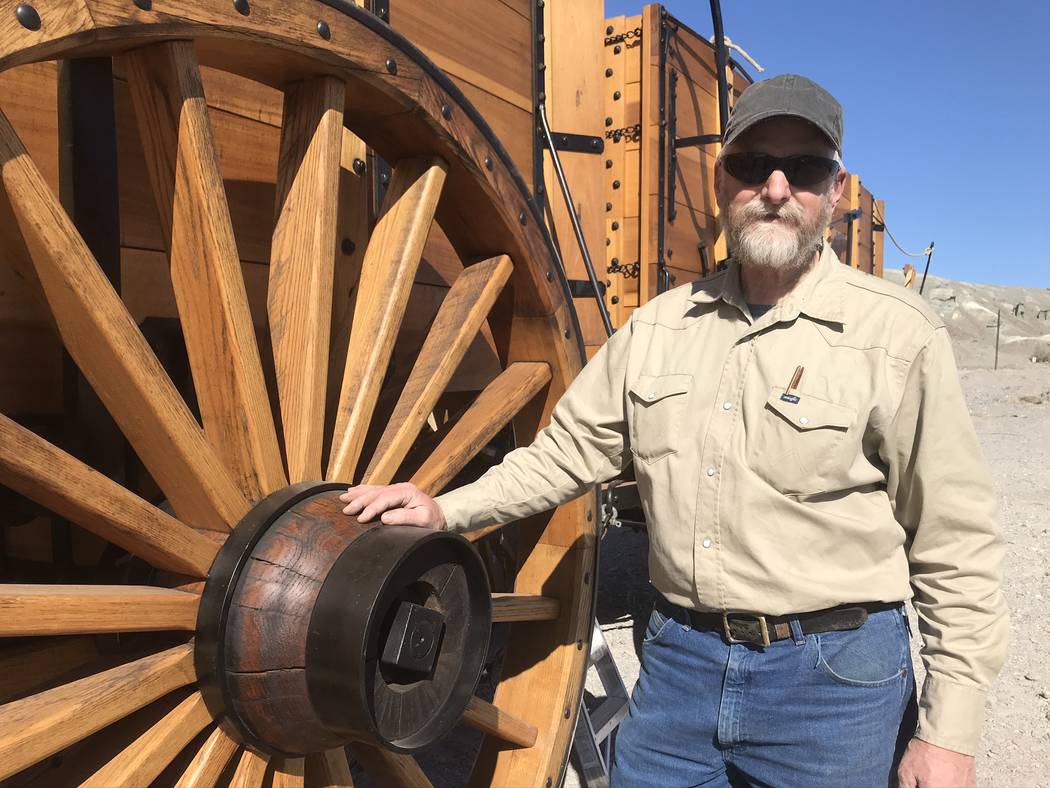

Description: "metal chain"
607 260 640 278
604 27 642 46
604 123 641 143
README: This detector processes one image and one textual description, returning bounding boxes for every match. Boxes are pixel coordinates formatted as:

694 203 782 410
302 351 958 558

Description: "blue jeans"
611 598 917 787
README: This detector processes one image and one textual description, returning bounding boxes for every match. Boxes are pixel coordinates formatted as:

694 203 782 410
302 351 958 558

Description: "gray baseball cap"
723 74 843 152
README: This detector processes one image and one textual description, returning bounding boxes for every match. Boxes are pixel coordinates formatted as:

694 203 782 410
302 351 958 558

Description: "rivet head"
605 67 614 77
16 3 41 29
606 202 613 211
576 639 583 650
441 104 452 120
484 156 493 171
611 295 620 304
518 210 527 225
545 271 553 282
316 20 331 39
613 90 622 100
583 571 590 584
604 116 613 127
341 239 356 255
612 179 621 189
564 328 571 339
612 221 619 230
385 58 397 74
605 24 614 35
563 706 571 719
614 44 621 54
352 158 366 176
233 0 249 15
605 159 613 169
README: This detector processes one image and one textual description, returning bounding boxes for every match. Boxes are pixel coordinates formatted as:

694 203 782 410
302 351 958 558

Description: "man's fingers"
340 486 384 515
357 488 414 522
380 507 430 527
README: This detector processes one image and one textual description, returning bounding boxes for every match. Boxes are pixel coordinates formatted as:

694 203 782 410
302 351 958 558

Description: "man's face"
715 116 847 272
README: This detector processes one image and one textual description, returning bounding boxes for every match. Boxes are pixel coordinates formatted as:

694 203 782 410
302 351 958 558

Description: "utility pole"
988 310 1001 370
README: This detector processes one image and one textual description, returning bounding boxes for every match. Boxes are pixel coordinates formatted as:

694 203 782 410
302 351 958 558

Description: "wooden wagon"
0 1 887 785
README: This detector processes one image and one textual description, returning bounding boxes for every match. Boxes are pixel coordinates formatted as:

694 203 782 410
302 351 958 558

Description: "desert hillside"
885 267 1050 369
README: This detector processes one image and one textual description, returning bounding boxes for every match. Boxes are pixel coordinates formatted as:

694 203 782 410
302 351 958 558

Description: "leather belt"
656 596 903 647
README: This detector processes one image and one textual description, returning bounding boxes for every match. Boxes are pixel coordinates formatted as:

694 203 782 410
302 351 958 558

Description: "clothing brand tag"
779 393 800 404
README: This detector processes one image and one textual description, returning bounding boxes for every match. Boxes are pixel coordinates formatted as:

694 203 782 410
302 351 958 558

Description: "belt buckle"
722 612 771 647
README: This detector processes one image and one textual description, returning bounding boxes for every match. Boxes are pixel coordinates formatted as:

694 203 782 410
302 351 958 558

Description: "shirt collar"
686 242 846 326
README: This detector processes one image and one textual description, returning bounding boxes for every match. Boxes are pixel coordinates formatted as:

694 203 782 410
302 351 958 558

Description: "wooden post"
994 309 1001 371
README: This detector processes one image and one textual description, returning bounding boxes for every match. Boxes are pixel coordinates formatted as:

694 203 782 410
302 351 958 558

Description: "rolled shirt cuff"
434 485 494 533
916 675 989 756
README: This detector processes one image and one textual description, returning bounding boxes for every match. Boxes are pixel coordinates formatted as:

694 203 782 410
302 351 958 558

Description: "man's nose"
760 169 791 204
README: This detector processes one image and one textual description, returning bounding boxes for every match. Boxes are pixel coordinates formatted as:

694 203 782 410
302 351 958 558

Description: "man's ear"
829 167 847 208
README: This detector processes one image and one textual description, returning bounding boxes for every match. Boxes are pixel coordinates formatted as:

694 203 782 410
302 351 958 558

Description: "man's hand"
897 738 976 788
339 483 446 530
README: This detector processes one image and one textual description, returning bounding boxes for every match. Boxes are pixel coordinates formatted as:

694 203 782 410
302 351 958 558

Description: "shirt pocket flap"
765 388 854 431
630 373 693 404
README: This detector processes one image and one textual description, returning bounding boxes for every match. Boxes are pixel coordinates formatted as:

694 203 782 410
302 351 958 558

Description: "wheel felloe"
196 483 491 757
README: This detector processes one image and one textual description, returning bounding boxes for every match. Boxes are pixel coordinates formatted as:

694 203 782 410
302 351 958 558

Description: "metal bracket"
567 279 607 299
548 131 604 154
675 133 721 148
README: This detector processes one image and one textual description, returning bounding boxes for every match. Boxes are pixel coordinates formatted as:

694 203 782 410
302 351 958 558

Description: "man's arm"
881 327 1009 771
343 318 635 531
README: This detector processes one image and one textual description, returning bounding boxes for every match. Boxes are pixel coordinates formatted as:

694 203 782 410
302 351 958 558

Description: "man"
341 75 1008 787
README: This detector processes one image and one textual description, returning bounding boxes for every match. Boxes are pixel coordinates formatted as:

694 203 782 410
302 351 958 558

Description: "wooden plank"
0 585 199 636
857 183 874 274
490 593 560 622
363 255 513 485
0 63 60 193
637 4 661 303
411 362 551 496
350 744 431 788
269 76 345 483
273 758 305 788
0 106 247 532
0 643 196 780
175 726 239 788
327 157 447 483
0 413 219 576
463 696 537 748
0 637 99 704
82 691 212 788
454 80 533 191
230 749 268 788
123 40 286 501
304 749 354 788
873 198 885 278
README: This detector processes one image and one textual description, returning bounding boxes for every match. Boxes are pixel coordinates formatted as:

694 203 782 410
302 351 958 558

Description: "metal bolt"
611 257 620 266
385 58 397 74
613 90 622 100
563 707 571 719
519 210 528 225
233 0 249 15
612 221 619 230
379 172 389 185
606 202 613 211
605 159 612 169
564 328 571 339
604 116 613 127
316 20 331 40
546 780 553 788
132 0 151 10
341 239 356 255
352 158 366 176
584 571 590 584
484 156 493 170
605 24 614 35
614 45 621 54
546 271 553 281
612 179 621 189
605 238 611 247
611 295 620 304
577 639 583 650
15 3 40 28
537 33 545 43
441 104 452 120
586 510 593 521
605 68 614 77
590 138 600 149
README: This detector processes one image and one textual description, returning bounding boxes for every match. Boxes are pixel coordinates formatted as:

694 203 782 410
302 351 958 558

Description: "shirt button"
706 467 716 477
702 538 713 548
799 416 810 425
722 401 733 410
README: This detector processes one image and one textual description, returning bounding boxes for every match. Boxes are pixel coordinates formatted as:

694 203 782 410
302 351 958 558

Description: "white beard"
722 191 835 272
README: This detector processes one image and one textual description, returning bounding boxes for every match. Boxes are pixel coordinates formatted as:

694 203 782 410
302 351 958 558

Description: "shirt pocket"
747 387 856 495
629 373 693 464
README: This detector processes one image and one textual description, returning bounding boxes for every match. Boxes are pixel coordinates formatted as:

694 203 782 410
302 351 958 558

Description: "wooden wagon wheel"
0 2 596 785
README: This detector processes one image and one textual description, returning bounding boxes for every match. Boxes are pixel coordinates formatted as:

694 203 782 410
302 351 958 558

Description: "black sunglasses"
722 152 840 188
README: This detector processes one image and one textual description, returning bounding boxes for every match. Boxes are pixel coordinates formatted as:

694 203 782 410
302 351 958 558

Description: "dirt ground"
566 273 1050 786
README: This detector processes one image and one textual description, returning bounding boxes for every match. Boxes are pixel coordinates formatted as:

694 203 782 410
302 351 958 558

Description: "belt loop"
788 617 805 646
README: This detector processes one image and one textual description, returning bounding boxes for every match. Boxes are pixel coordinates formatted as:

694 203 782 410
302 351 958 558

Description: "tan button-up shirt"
436 244 1008 755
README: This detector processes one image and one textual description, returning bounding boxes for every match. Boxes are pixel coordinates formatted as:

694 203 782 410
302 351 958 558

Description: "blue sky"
603 1 1050 287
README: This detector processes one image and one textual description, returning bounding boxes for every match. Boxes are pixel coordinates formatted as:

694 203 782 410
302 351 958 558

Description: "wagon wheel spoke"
0 585 199 636
0 413 219 574
274 758 306 788
82 691 212 788
410 361 552 497
230 748 270 787
270 76 346 483
463 696 538 748
0 106 245 532
327 156 448 482
175 727 240 788
363 255 514 485
350 744 432 788
490 593 561 623
124 40 286 501
305 748 354 787
0 644 195 780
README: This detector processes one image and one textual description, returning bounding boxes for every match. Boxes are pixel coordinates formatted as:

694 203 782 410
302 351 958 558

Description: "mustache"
733 198 806 227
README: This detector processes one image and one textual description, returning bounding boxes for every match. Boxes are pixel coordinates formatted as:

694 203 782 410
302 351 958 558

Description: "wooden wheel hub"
195 483 492 757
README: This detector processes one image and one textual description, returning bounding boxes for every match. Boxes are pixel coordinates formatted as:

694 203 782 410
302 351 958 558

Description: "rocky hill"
884 268 1050 369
